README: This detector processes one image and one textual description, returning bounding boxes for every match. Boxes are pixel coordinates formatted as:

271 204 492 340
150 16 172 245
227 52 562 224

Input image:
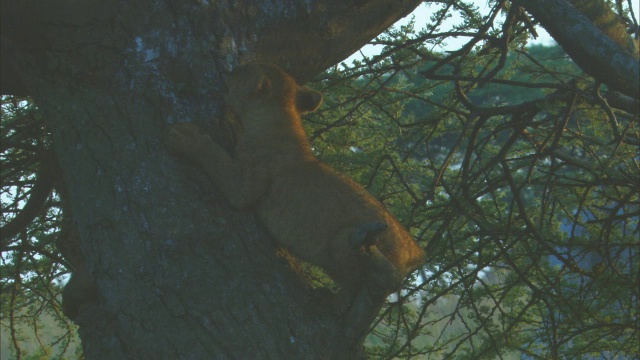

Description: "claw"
350 222 388 253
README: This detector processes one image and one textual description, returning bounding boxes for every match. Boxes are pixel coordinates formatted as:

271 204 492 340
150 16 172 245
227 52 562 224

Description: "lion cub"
166 64 426 339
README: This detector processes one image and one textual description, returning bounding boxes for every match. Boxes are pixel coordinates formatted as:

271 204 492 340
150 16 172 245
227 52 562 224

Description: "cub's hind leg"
331 223 404 340
343 246 403 342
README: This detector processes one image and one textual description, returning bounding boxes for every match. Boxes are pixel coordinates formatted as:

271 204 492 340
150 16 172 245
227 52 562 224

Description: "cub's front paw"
165 123 212 157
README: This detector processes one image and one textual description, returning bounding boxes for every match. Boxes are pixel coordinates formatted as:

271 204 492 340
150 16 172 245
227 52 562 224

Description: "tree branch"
516 0 639 98
0 150 55 246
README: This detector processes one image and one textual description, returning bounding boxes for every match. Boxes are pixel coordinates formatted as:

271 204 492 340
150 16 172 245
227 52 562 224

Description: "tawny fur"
166 64 426 338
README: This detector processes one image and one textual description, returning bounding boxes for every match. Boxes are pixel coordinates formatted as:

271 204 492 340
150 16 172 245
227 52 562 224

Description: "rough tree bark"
1 0 423 358
518 0 639 98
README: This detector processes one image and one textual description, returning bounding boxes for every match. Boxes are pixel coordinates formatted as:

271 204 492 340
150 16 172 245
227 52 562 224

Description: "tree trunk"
1 0 423 358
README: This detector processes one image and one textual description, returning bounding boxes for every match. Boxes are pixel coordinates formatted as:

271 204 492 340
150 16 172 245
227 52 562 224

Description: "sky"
346 0 639 63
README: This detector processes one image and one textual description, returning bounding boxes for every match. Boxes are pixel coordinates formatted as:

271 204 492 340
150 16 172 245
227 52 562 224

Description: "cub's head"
223 63 323 120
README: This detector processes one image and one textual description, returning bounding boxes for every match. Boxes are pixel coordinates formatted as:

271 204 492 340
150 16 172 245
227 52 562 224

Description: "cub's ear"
296 87 323 113
254 75 271 96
